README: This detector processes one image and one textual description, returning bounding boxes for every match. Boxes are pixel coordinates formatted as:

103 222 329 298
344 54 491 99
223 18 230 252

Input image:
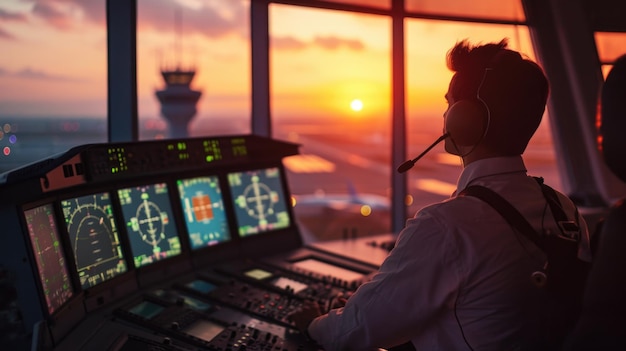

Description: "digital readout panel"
117 183 182 268
61 192 128 289
227 167 290 237
177 176 230 249
24 204 74 315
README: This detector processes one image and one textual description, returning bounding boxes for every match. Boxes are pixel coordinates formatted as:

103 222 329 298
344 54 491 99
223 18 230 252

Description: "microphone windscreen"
397 160 415 173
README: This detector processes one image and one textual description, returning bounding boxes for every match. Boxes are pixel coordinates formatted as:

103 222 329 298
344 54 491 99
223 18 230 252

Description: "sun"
350 99 363 112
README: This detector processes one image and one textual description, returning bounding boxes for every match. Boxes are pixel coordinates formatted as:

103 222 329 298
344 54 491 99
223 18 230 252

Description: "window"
595 31 626 76
136 0 251 140
0 0 107 173
270 5 392 241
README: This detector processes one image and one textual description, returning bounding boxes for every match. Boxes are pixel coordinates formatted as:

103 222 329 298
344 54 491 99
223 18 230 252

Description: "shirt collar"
454 155 528 195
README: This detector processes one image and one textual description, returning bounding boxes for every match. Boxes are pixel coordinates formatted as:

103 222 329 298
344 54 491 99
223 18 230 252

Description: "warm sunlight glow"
414 179 457 197
360 205 372 217
351 99 363 112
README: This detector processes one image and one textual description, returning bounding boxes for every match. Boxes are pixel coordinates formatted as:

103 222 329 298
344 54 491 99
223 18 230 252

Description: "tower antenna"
156 4 201 139
175 6 182 70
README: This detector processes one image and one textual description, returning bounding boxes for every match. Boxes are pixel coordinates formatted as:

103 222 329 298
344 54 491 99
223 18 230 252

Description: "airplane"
292 181 390 215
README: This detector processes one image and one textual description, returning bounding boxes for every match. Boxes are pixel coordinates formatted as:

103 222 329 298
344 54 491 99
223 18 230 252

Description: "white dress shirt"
308 156 590 351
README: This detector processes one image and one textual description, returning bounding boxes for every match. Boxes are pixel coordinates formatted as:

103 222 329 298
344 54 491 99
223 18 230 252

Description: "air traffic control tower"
156 68 202 139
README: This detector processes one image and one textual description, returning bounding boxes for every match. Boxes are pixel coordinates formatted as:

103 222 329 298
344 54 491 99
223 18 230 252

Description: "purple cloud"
14 1 364 52
137 0 247 39
0 8 27 21
12 67 86 82
0 7 27 40
271 35 366 52
24 0 247 39
314 35 364 51
31 2 75 30
0 26 15 40
272 36 308 50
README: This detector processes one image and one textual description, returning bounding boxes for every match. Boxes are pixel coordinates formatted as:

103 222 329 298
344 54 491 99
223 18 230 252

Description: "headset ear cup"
445 99 487 147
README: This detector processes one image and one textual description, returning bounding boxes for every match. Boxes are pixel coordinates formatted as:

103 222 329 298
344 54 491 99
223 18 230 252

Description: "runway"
274 122 560 242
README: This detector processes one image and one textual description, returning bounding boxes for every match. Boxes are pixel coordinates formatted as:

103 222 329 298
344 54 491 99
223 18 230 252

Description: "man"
289 39 591 350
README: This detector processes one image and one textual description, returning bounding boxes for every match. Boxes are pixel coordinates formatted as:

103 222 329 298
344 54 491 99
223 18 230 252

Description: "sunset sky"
0 0 538 122
0 0 596 208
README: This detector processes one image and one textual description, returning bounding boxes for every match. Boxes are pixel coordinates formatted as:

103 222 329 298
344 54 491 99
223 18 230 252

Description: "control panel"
114 290 316 351
0 134 383 351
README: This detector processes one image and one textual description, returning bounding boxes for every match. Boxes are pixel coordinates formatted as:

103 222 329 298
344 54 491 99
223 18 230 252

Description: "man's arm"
302 211 461 350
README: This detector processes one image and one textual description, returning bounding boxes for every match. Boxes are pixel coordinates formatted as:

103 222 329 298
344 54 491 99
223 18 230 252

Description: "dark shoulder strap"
534 177 581 241
534 177 567 221
459 185 542 248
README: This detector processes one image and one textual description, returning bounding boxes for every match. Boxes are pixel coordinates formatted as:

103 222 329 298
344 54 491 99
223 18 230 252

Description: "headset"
397 67 495 173
444 68 493 153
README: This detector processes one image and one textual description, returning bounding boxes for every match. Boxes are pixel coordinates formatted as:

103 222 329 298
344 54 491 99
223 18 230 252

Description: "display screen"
185 279 217 294
128 300 165 319
117 183 182 268
184 320 224 342
272 277 308 294
244 268 273 280
292 258 364 282
180 295 212 312
177 176 230 249
61 192 127 289
227 167 290 237
24 204 74 315
152 289 212 312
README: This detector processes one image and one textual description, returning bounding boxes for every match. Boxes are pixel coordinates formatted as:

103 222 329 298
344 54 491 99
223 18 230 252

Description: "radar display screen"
177 176 230 249
61 192 128 289
24 204 74 315
117 183 182 268
227 167 291 237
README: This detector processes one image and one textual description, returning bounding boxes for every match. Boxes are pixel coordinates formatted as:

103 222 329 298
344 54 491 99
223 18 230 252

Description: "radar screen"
61 192 128 289
117 183 182 268
227 167 291 237
177 176 230 249
24 204 74 315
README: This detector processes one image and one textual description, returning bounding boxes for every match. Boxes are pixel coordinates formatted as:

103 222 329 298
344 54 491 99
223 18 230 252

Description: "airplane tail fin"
347 180 359 202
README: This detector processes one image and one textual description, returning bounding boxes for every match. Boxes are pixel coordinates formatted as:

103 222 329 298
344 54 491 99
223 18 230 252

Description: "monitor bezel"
19 198 87 344
112 177 193 287
21 199 78 318
56 187 139 312
175 174 233 250
223 162 302 257
58 190 131 291
172 170 241 269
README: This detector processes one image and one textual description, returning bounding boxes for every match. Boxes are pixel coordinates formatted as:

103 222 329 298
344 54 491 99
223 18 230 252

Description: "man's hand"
330 291 352 309
289 300 323 336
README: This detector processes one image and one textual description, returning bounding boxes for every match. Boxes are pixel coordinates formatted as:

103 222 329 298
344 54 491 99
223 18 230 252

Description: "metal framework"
107 0 621 235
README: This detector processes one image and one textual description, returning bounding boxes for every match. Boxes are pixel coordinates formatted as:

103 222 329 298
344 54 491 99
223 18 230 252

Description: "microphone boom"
396 133 449 173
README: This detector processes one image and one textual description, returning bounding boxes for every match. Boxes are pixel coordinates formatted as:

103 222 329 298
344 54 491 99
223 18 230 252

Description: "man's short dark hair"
446 39 549 155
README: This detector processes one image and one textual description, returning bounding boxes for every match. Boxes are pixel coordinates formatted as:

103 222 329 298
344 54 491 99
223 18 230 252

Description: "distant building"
155 69 202 139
